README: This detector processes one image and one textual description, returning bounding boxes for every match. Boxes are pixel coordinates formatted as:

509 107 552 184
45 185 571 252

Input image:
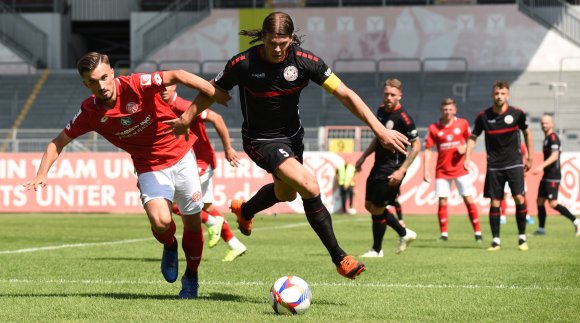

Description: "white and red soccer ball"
269 275 312 315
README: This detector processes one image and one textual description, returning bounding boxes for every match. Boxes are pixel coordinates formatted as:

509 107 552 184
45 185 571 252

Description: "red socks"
438 205 448 234
182 226 204 273
152 219 176 246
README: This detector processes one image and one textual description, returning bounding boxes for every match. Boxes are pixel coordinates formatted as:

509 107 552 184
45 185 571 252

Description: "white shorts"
138 151 203 215
199 166 214 204
435 174 475 198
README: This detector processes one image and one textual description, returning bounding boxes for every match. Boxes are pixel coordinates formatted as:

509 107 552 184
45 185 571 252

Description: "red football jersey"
170 94 217 175
64 72 196 174
425 117 470 179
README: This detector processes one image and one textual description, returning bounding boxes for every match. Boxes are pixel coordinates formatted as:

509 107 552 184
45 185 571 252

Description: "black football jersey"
542 132 562 181
471 106 528 169
214 44 332 140
371 105 418 175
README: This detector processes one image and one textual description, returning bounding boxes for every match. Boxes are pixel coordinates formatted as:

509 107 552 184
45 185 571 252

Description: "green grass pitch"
0 212 578 322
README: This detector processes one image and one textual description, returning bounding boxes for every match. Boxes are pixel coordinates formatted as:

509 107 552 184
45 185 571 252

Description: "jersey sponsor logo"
115 115 153 139
386 120 394 129
153 73 162 86
214 70 224 82
283 65 299 81
71 109 82 125
120 117 133 127
140 74 151 86
324 68 332 77
251 72 265 78
504 115 514 124
100 116 108 123
454 127 461 135
126 102 138 114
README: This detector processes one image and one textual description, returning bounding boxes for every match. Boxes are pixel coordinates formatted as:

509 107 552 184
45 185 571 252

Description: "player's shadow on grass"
0 293 178 300
87 257 160 262
413 243 484 250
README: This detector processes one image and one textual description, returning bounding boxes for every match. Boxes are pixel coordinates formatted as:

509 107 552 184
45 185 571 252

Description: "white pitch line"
0 217 366 255
0 278 576 292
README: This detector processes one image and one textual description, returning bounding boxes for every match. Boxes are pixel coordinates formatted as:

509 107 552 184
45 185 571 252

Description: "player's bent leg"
144 198 179 283
179 213 203 298
277 160 363 278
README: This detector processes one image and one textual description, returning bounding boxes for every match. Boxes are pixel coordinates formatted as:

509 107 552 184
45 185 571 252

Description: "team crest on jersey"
454 127 461 135
100 116 108 123
140 74 151 86
126 102 138 114
120 117 133 127
504 115 514 124
192 191 202 202
283 65 299 81
386 120 394 129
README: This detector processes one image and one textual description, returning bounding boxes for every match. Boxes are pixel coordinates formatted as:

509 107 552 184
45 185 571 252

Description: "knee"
439 198 448 206
548 200 559 209
277 190 298 202
151 216 172 232
514 195 526 205
364 201 381 214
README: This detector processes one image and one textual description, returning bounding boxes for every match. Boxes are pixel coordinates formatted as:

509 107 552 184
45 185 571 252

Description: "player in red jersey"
424 98 482 242
23 52 230 299
164 12 410 280
161 84 247 261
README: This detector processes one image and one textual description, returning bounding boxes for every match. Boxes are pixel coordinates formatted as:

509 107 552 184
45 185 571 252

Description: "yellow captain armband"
322 73 341 94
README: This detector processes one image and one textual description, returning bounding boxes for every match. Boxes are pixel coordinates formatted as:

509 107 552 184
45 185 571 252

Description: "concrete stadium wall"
144 5 580 72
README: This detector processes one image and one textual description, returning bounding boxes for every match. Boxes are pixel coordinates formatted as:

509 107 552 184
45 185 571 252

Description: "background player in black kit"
465 80 534 251
531 114 580 236
164 12 409 280
356 79 420 257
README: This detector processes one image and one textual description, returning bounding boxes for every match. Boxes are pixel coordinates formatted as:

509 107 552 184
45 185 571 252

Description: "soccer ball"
269 275 312 315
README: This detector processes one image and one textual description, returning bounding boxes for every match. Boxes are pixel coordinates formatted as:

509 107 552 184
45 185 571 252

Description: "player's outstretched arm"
423 148 433 183
356 138 378 172
331 82 409 155
163 81 222 141
23 131 72 191
464 136 476 171
162 70 230 106
522 128 534 172
205 110 240 167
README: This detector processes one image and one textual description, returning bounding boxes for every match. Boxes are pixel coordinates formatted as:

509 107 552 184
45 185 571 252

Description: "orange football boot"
230 199 253 236
336 255 366 279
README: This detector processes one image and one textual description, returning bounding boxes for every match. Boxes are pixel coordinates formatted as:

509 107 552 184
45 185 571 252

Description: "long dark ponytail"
239 11 303 45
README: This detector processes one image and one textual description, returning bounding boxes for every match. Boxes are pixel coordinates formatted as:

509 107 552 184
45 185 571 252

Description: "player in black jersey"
356 79 421 257
164 12 409 280
531 114 580 236
465 80 534 251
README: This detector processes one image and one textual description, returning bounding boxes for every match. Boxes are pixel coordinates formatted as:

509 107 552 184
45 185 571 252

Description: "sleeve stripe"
322 73 341 93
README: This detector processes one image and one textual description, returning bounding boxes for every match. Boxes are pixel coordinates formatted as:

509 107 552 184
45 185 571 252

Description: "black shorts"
484 166 525 199
538 180 560 200
365 170 402 207
243 137 304 174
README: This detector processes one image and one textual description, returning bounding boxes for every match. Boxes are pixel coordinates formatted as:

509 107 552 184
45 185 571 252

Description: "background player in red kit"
465 80 533 251
424 98 482 242
24 52 230 299
160 84 248 261
164 12 410 280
